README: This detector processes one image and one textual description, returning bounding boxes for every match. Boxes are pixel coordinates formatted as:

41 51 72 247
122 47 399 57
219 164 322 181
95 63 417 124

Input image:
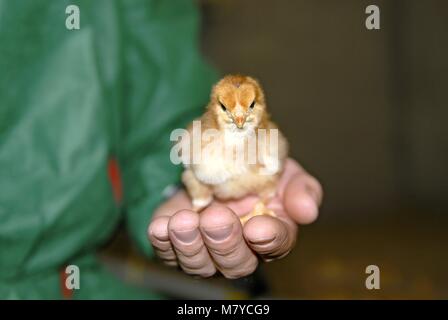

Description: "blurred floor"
100 211 448 299
263 211 448 299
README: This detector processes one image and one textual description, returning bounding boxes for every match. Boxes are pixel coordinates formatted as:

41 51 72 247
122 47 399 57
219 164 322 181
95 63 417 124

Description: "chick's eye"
250 101 255 109
220 102 227 112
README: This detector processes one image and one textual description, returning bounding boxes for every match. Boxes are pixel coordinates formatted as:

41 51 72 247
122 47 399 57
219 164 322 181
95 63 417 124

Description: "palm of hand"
148 158 322 278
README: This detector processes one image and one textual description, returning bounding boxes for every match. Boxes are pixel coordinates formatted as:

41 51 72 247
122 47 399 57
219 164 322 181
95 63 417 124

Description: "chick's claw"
192 197 213 212
239 201 277 226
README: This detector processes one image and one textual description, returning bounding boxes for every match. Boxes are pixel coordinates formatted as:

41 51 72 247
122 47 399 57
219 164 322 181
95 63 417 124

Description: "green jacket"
0 0 216 299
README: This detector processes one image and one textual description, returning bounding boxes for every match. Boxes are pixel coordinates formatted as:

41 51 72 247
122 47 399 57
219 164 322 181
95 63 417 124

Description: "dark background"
200 0 448 298
105 0 448 299
201 0 448 219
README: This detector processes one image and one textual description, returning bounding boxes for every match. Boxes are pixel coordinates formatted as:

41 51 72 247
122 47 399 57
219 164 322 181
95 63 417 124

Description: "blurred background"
102 0 448 299
3 0 444 300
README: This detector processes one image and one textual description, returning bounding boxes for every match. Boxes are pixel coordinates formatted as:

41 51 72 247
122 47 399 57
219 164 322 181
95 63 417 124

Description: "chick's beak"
234 115 246 129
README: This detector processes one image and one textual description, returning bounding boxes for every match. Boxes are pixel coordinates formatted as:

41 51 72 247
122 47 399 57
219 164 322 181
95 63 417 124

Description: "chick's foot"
239 201 277 226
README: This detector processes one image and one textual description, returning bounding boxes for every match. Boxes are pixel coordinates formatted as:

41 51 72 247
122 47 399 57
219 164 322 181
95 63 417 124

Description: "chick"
181 75 289 224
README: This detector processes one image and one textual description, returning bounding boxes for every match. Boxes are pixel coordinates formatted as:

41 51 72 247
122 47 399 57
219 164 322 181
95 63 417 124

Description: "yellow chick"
181 75 289 224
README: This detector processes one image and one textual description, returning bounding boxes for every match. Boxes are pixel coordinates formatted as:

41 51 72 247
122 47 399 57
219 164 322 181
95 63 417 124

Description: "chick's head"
210 75 267 131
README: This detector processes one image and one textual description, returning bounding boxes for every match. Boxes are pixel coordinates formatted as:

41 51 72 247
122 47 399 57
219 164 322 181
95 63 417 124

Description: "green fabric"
0 0 217 299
